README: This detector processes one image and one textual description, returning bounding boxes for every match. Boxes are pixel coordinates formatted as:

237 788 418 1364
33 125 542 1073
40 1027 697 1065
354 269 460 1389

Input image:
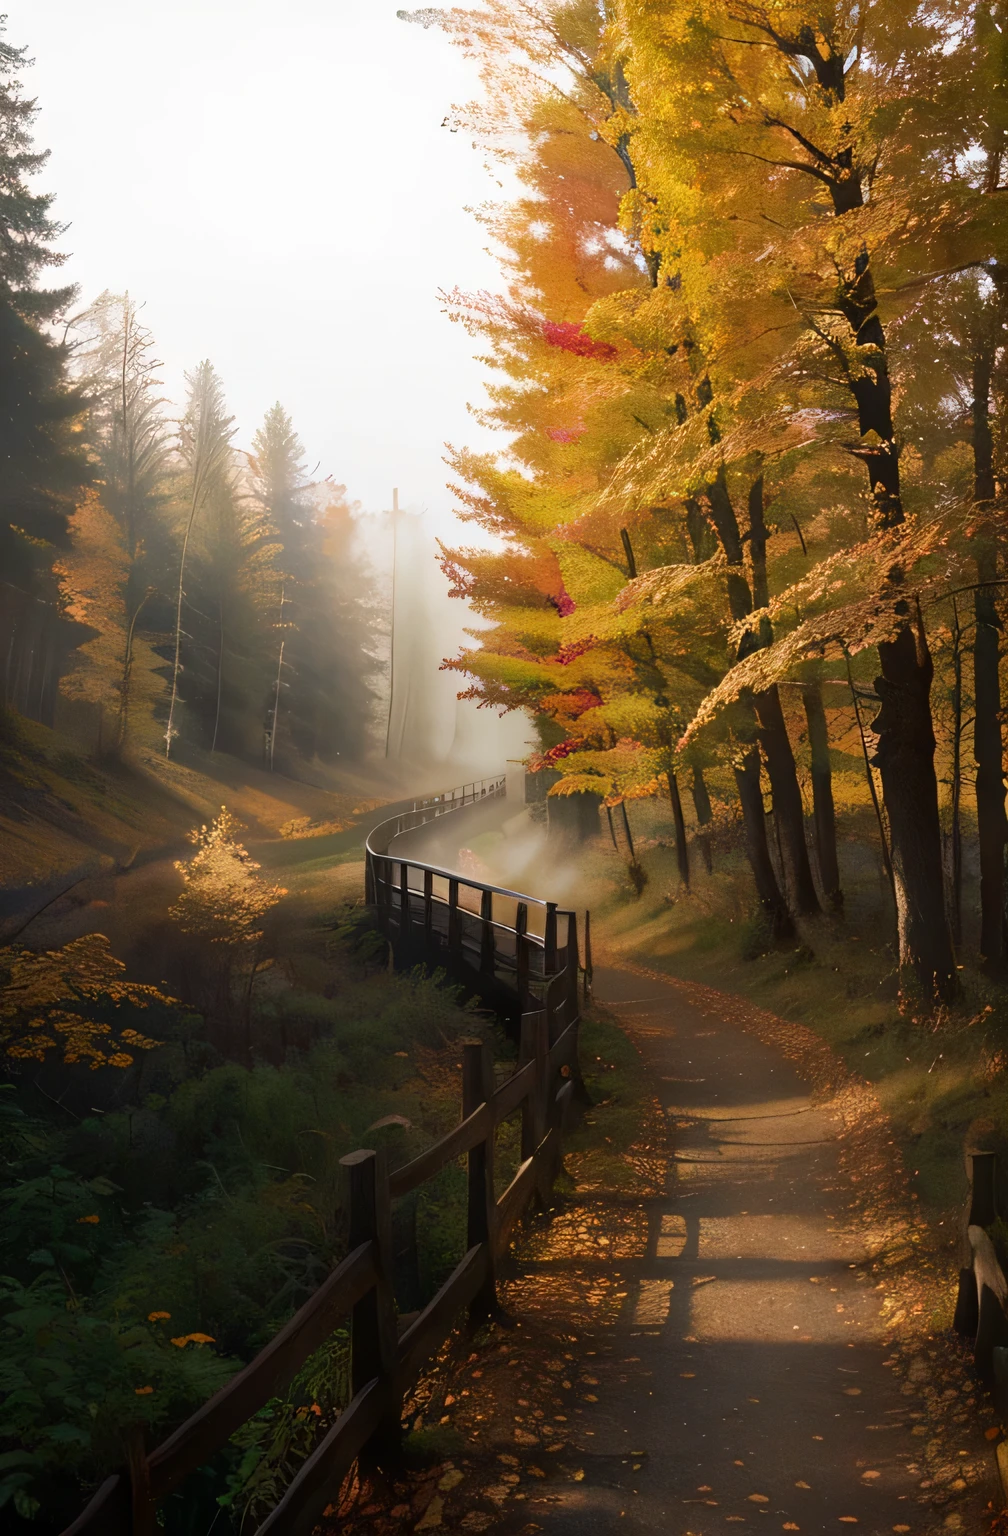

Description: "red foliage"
548 586 576 617
437 549 476 600
546 425 585 442
542 320 618 361
528 737 584 772
553 636 596 664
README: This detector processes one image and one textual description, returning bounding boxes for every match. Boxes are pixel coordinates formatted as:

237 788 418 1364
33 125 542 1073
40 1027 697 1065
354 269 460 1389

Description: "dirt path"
520 964 927 1534
359 962 1000 1536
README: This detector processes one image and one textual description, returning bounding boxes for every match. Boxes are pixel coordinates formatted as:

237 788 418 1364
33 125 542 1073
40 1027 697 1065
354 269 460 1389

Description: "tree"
169 809 286 1044
0 934 165 1070
249 405 380 767
0 21 87 724
165 362 237 757
53 490 131 752
68 293 173 751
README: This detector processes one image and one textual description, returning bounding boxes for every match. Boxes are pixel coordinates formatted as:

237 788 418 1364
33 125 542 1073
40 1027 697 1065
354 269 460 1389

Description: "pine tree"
0 21 87 723
249 406 379 767
70 293 173 750
165 362 236 757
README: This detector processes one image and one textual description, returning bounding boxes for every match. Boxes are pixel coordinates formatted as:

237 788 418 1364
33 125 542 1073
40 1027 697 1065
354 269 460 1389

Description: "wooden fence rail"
62 776 584 1536
364 774 588 1042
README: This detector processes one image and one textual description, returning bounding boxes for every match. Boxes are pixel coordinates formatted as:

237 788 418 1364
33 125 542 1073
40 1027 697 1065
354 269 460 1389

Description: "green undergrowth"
0 899 511 1533
588 800 1006 1224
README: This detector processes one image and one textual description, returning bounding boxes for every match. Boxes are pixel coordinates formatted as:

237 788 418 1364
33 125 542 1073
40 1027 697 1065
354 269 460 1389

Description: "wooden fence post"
583 908 593 1001
480 888 495 975
565 911 580 1023
399 862 410 950
515 903 529 1008
462 1040 497 1323
544 903 557 975
448 879 461 961
126 1427 154 1536
423 868 433 943
341 1149 400 1456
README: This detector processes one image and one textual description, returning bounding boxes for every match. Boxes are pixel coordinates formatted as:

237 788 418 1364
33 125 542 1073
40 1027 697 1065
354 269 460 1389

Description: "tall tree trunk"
871 612 955 999
667 769 690 888
802 667 842 909
690 763 713 873
972 333 1006 962
735 746 792 937
949 596 964 948
211 594 224 754
117 588 153 754
832 224 953 992
752 685 820 914
707 468 819 915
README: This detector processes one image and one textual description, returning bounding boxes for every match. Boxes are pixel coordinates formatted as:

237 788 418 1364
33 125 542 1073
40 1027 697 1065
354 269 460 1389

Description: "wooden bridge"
365 774 590 1034
64 774 586 1536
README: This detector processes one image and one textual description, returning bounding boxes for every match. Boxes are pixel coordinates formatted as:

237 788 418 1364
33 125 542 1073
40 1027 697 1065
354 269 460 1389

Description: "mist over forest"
6 1 1008 1533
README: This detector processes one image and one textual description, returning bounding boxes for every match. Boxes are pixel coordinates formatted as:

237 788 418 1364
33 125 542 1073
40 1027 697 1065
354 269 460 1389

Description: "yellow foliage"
0 933 168 1069
170 809 286 949
54 490 129 713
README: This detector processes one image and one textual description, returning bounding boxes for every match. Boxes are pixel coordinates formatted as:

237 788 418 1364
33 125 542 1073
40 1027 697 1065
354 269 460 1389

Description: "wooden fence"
62 776 586 1536
365 775 591 1035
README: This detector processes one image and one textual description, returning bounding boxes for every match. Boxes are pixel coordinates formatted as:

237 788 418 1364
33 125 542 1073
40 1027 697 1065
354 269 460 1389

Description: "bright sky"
14 1 507 523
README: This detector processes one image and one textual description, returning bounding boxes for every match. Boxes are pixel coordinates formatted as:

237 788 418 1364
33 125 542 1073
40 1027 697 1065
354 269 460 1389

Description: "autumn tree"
169 809 286 1045
0 934 166 1070
61 294 174 751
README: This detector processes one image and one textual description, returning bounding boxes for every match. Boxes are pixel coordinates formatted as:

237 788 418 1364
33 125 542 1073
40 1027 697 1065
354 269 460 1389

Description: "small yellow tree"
169 810 286 1041
0 934 166 1069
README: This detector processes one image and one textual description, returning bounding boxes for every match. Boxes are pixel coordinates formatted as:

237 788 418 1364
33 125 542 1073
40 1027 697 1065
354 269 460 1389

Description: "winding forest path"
330 795 995 1534
520 965 926 1534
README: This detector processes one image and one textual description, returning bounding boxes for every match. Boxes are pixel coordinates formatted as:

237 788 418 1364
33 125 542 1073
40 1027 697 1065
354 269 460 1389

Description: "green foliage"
0 922 502 1525
219 1331 350 1528
0 1271 233 1519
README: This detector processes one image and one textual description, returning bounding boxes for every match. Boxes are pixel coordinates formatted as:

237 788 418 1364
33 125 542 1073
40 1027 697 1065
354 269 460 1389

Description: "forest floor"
327 964 1001 1536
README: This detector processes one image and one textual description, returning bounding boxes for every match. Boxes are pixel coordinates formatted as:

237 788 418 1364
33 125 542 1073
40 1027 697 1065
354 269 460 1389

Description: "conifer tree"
0 21 87 722
165 362 236 756
71 293 173 750
249 406 379 766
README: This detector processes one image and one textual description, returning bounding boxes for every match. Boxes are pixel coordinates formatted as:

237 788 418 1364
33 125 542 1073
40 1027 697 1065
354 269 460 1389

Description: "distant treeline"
0 30 380 771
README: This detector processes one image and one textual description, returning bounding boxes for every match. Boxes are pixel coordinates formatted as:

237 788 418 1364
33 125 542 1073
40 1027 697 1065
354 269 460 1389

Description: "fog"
358 501 534 787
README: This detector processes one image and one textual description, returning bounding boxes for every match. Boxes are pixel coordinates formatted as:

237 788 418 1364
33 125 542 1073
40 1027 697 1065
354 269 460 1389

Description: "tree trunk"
972 337 1006 962
734 744 792 937
667 770 690 888
690 763 713 873
752 685 820 915
211 594 224 754
828 219 952 990
747 474 820 914
949 597 964 948
802 669 842 909
871 615 956 999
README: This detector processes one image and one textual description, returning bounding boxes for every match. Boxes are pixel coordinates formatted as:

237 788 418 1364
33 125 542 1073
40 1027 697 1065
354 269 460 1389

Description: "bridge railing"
62 777 585 1536
365 773 584 1043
